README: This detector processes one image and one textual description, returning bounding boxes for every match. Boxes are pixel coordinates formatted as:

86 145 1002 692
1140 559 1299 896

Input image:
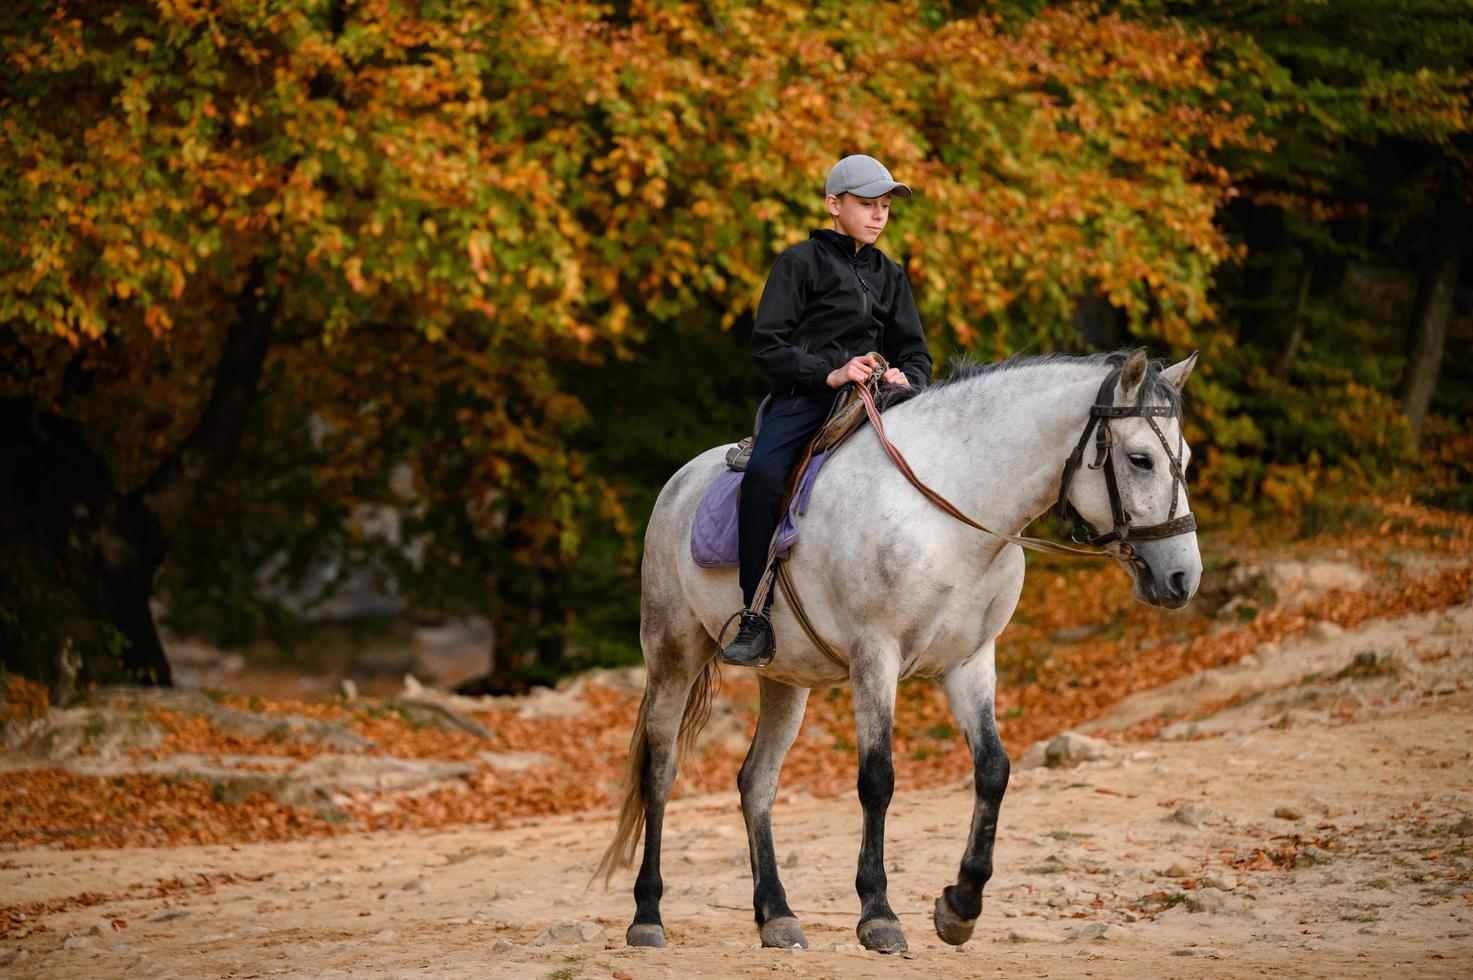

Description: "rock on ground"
1018 730 1112 769
530 920 604 946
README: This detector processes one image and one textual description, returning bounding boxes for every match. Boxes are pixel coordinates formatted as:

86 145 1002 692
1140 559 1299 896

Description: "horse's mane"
884 349 1183 413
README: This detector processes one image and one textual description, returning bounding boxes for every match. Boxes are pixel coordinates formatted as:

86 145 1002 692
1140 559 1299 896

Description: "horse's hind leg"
738 676 810 948
932 645 1010 946
624 636 708 948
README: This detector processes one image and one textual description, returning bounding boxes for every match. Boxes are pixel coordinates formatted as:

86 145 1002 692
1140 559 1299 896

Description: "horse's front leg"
850 645 907 953
933 645 1010 945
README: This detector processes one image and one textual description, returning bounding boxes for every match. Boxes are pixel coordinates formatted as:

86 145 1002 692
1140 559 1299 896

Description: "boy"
721 154 932 668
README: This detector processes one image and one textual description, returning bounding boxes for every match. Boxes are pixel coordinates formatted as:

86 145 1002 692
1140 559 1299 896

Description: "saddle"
725 353 891 473
711 354 896 668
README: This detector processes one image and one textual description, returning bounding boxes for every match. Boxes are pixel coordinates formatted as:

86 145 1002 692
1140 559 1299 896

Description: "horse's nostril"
1169 570 1187 596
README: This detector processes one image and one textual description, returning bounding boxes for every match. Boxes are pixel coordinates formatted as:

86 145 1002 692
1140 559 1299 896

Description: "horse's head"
1062 350 1202 609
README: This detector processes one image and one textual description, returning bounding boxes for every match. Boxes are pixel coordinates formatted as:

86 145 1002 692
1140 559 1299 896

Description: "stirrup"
717 609 775 668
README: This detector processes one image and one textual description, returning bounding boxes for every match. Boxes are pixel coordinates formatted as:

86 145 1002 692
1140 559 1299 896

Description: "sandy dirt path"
4 601 1472 978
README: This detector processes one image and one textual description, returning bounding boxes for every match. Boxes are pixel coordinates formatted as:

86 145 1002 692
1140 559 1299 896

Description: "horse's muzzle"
1130 557 1200 609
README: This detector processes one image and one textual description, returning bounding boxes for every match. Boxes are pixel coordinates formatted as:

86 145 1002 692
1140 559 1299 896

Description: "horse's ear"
1117 348 1149 403
1160 351 1198 392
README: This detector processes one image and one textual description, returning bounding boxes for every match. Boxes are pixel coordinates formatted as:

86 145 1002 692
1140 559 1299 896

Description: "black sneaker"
720 612 774 668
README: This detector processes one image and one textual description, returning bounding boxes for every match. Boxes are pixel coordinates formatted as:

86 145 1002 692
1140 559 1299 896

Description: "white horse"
596 349 1201 953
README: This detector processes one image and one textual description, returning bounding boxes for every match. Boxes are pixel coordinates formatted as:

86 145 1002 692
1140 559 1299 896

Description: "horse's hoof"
857 916 908 954
759 915 808 949
626 922 665 948
933 894 977 946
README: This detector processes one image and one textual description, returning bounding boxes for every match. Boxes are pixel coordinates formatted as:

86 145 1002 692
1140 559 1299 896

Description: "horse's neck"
879 363 1102 536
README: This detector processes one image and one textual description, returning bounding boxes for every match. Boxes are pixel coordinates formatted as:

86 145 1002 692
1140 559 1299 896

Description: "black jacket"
749 229 932 395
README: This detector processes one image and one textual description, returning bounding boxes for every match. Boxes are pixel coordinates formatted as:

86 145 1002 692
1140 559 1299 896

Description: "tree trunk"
1234 203 1292 348
1403 173 1471 443
0 400 171 698
455 559 569 697
0 263 275 700
1274 254 1315 379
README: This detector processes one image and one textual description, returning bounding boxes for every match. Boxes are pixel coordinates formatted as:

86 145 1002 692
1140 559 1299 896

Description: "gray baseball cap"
825 154 912 199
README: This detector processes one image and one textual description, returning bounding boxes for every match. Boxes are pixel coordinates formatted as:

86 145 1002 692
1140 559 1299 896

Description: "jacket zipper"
850 254 873 328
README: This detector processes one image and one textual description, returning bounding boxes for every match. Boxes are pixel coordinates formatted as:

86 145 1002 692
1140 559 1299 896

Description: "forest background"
2 0 1470 699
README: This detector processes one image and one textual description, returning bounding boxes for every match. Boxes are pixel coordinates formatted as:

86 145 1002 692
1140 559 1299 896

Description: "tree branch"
138 259 277 540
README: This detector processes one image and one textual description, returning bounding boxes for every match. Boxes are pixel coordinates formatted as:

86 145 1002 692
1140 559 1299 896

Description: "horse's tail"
592 657 719 888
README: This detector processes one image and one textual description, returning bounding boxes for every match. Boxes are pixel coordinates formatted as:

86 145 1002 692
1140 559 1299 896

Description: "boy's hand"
881 367 910 387
826 354 881 389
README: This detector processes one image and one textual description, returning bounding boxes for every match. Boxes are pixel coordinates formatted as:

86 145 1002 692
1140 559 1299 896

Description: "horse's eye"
1128 453 1154 470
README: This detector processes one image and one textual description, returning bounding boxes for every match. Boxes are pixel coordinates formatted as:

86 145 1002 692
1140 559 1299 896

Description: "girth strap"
774 559 847 670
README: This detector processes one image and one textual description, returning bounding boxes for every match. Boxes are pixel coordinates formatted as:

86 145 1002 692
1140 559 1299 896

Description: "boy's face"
827 192 891 246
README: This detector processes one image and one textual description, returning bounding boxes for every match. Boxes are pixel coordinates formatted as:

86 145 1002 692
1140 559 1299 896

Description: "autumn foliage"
5 2 1253 342
0 2 1468 690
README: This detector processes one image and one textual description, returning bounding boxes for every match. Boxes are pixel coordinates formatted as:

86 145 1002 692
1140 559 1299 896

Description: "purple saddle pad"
690 450 832 568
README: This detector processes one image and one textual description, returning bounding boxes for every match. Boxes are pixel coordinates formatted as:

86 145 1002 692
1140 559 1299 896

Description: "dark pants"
738 390 838 608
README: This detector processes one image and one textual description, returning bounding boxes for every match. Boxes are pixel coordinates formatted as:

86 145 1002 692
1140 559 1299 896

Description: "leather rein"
852 364 1197 562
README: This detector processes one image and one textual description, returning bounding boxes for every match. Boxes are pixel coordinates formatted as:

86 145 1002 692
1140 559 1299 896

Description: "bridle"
1054 366 1198 555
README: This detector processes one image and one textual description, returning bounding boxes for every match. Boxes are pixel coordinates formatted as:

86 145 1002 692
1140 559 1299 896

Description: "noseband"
1054 368 1198 551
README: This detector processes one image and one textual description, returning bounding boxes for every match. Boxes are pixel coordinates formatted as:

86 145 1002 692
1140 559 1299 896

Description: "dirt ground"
3 593 1471 978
